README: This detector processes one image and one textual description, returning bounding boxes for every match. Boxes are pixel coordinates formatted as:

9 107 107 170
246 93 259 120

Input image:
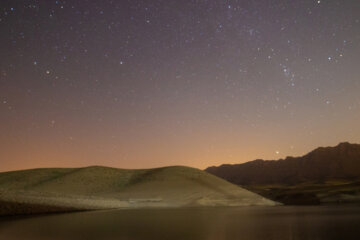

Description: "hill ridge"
206 142 360 185
0 166 276 216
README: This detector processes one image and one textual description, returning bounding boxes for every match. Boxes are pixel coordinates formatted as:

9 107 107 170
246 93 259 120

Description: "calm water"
1 206 360 240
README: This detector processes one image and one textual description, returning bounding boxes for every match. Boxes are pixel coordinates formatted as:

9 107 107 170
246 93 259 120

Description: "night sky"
1 0 359 171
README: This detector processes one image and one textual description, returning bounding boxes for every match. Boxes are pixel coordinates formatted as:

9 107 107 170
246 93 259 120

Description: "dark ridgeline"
206 142 360 205
206 142 360 185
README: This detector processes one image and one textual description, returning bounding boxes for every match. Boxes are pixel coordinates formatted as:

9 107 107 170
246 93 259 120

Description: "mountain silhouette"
206 142 360 185
206 142 360 205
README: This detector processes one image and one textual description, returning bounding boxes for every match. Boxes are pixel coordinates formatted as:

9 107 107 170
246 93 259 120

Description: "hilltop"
0 166 276 216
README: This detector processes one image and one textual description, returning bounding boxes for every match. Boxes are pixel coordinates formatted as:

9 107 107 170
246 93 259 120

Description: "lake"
1 206 360 240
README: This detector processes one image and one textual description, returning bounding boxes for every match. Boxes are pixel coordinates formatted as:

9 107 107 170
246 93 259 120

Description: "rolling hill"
0 166 276 216
206 142 360 204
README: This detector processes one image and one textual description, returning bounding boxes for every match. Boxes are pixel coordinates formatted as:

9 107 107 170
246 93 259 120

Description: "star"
0 0 358 171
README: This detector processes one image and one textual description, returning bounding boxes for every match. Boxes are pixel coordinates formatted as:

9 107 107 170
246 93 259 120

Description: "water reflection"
0 206 360 240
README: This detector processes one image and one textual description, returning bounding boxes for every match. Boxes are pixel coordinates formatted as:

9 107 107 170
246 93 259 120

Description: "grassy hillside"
0 166 276 216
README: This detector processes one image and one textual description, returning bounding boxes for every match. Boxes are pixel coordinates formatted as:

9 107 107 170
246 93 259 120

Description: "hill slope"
0 166 276 216
206 142 360 204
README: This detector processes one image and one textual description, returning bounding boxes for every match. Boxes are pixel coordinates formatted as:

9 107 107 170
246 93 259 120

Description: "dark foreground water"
1 206 360 240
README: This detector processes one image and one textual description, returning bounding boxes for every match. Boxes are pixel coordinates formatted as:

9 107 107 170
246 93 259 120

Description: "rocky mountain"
206 142 360 205
206 142 360 185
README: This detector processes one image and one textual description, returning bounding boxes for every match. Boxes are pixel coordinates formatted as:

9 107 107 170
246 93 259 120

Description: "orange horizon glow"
1 1 360 173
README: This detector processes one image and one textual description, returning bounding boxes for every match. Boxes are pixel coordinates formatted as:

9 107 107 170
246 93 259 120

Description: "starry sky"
1 0 360 171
